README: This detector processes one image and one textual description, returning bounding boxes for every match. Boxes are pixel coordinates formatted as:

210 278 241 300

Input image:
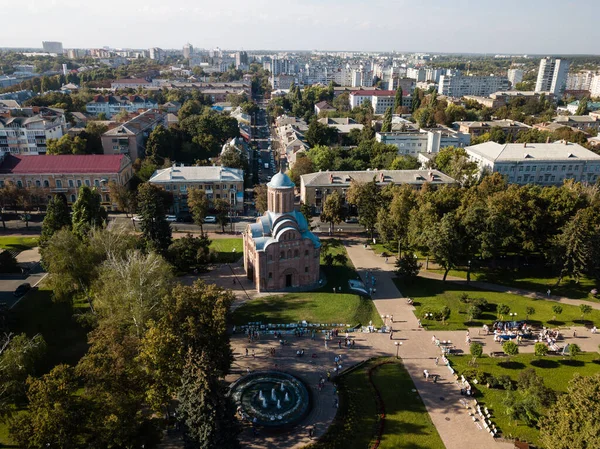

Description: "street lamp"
509 312 517 318
395 341 402 359
424 313 433 320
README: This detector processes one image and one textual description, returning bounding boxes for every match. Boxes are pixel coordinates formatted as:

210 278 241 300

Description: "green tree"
394 253 421 283
306 145 336 171
137 183 172 255
187 187 209 234
470 342 483 362
381 107 392 132
320 191 344 235
253 184 268 214
552 305 563 321
497 303 510 320
46 134 87 155
177 352 240 448
346 179 381 239
428 213 464 281
534 342 549 358
503 340 519 358
214 198 230 233
93 250 173 337
168 234 211 272
145 125 177 165
107 181 136 216
39 195 71 251
220 145 248 171
432 146 479 186
10 365 90 449
526 307 535 320
305 119 338 147
579 304 592 322
389 155 420 170
71 186 107 238
575 97 589 116
288 156 314 186
540 374 600 449
393 86 403 113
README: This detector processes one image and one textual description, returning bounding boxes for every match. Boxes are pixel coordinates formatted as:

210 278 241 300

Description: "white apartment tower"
535 58 569 95
183 43 193 59
507 69 523 87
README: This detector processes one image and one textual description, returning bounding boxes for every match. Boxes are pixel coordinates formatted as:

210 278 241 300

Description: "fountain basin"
230 371 310 427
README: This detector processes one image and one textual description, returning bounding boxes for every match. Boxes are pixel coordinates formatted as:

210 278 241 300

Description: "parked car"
14 283 31 297
204 216 217 223
344 217 359 224
165 215 177 222
132 215 142 222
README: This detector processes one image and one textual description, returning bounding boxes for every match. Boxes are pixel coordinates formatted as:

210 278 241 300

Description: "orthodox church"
243 170 321 292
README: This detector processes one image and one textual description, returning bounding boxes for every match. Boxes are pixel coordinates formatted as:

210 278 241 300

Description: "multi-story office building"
0 153 133 209
42 41 63 54
86 95 158 118
101 110 165 161
438 74 510 98
0 107 67 155
376 128 470 156
148 165 244 214
183 43 193 59
300 169 455 214
507 69 524 87
455 119 530 140
466 141 600 185
535 58 570 96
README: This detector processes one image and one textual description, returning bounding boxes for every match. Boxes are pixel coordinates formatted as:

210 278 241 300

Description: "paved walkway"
345 241 514 449
419 269 600 310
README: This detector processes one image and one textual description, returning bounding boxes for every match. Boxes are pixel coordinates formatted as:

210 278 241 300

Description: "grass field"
0 286 90 445
429 265 598 301
0 236 38 251
395 277 600 331
448 352 600 445
209 238 243 263
307 358 444 449
232 292 382 327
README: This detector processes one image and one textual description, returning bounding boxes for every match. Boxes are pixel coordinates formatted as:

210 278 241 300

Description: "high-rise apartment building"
535 58 569 95
235 51 248 68
149 47 165 62
42 41 63 54
566 71 595 91
591 75 600 98
507 69 524 87
183 43 193 59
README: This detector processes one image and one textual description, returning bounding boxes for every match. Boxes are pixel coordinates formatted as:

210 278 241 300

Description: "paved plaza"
203 238 600 449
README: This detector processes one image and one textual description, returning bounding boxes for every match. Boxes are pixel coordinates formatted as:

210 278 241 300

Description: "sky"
2 0 600 54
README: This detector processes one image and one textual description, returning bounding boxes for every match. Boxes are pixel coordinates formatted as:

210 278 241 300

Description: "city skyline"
2 0 600 54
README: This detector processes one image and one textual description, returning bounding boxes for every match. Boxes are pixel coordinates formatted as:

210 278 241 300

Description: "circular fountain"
230 371 310 427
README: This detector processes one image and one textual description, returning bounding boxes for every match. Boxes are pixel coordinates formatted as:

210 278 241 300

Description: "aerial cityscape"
0 1 599 449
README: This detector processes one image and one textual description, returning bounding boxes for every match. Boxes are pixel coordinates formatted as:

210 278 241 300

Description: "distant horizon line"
1 47 600 57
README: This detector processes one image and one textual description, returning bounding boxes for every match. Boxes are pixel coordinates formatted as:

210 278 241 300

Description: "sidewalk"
345 241 513 449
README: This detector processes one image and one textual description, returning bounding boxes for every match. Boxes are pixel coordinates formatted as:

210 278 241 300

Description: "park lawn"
448 352 600 445
395 277 600 331
0 236 38 251
319 238 360 293
210 238 243 263
428 265 598 302
232 292 382 327
307 358 444 449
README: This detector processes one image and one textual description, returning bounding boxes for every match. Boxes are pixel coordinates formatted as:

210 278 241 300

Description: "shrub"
470 342 483 358
459 293 471 303
503 340 519 357
497 375 514 390
497 303 510 318
472 297 489 310
468 305 482 320
534 342 548 357
395 254 421 281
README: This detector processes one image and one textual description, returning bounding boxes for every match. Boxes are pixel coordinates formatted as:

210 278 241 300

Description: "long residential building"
455 120 531 140
349 90 412 114
110 78 153 89
438 74 510 98
86 95 158 118
0 153 133 209
376 128 470 156
0 107 67 155
148 165 244 214
466 141 600 185
300 169 456 214
101 110 165 161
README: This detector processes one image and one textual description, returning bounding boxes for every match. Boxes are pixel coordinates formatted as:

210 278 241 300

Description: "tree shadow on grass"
530 359 559 368
559 359 585 367
548 320 566 326
498 361 525 370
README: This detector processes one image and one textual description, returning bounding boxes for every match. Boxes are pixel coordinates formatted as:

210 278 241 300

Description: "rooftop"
455 119 530 129
148 165 244 183
301 169 455 187
350 90 396 96
465 141 600 162
0 154 128 174
103 110 164 136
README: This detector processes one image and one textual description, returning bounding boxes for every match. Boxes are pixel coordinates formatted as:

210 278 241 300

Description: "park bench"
489 351 508 358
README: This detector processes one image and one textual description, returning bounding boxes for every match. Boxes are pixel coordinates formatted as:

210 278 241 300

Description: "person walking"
435 357 439 366
389 330 394 340
245 347 249 357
